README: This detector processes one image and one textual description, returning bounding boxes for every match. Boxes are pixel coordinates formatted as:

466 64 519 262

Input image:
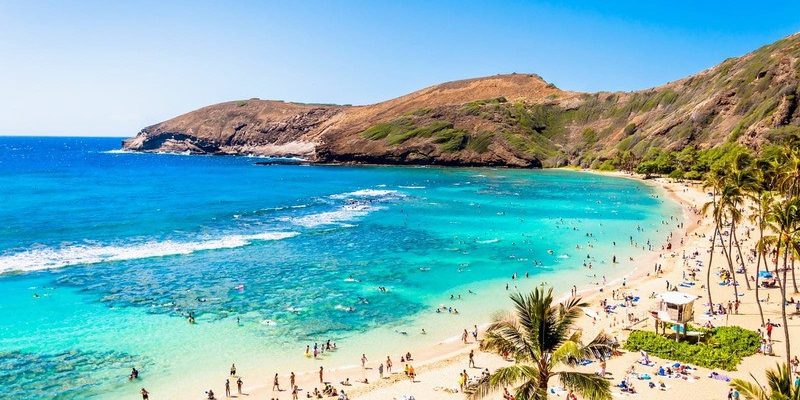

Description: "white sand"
198 172 799 400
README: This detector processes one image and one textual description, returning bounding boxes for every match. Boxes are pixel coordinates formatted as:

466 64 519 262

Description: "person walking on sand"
273 373 281 391
462 329 469 344
140 388 149 400
319 366 324 383
236 377 243 394
766 319 774 340
224 379 230 397
468 350 476 368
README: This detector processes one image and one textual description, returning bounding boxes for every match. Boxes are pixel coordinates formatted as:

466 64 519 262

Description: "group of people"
305 340 337 359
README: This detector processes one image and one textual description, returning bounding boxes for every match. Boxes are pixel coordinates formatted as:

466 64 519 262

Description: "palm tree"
716 182 744 298
702 171 726 314
765 197 800 364
727 158 758 290
777 147 800 294
471 288 612 400
729 363 800 400
750 191 774 326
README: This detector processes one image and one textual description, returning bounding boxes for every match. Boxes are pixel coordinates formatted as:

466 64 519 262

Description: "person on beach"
225 379 230 397
378 363 384 378
386 356 393 372
273 373 281 391
129 367 139 380
230 363 236 376
766 319 774 339
459 370 467 391
236 377 243 394
361 353 368 368
319 366 324 383
290 371 296 388
292 385 299 400
140 388 149 400
462 329 469 343
566 389 577 400
469 350 476 368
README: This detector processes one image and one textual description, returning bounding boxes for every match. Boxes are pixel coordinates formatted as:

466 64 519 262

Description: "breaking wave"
0 232 299 274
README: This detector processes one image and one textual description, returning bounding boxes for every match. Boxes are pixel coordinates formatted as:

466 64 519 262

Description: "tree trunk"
754 221 765 326
791 256 798 294
706 226 718 314
719 224 740 300
731 220 752 290
780 243 791 365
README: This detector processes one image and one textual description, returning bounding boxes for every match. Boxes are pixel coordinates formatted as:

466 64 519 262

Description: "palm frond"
468 364 538 400
481 319 535 363
730 378 766 400
557 371 612 400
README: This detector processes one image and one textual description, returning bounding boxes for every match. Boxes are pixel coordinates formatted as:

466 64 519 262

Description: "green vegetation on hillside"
361 117 486 153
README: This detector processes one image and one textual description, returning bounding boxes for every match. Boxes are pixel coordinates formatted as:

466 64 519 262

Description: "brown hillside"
123 33 800 168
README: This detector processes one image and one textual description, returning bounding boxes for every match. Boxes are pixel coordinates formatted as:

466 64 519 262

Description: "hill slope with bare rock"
123 33 800 168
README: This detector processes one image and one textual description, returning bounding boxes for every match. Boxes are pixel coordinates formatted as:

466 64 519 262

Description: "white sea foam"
102 149 136 154
290 204 383 228
0 231 299 274
398 186 425 189
287 188 405 228
328 189 405 200
476 238 500 244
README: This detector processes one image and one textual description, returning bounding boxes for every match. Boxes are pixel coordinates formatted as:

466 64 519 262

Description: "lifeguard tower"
651 292 700 342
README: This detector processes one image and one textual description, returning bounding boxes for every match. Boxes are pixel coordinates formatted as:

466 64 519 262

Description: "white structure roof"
659 292 697 305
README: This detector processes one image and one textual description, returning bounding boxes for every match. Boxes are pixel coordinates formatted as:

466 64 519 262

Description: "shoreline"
347 170 799 400
202 169 696 400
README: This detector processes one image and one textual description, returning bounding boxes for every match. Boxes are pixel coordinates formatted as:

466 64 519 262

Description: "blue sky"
1 1 798 136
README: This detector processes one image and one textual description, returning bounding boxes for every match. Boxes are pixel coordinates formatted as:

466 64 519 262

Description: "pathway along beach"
150 171 797 400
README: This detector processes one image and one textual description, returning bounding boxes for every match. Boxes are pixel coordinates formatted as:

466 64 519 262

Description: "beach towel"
709 372 731 382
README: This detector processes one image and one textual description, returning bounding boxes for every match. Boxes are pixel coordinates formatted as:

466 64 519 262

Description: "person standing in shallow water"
230 363 236 376
140 388 149 400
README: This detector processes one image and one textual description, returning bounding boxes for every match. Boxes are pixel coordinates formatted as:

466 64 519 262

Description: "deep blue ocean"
0 136 680 399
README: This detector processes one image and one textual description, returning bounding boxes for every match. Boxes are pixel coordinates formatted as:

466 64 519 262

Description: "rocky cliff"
123 33 800 168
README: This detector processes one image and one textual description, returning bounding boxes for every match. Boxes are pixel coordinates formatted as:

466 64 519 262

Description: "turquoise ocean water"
0 137 681 399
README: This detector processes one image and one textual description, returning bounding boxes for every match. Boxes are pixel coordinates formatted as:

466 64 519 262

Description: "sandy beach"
195 170 797 400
